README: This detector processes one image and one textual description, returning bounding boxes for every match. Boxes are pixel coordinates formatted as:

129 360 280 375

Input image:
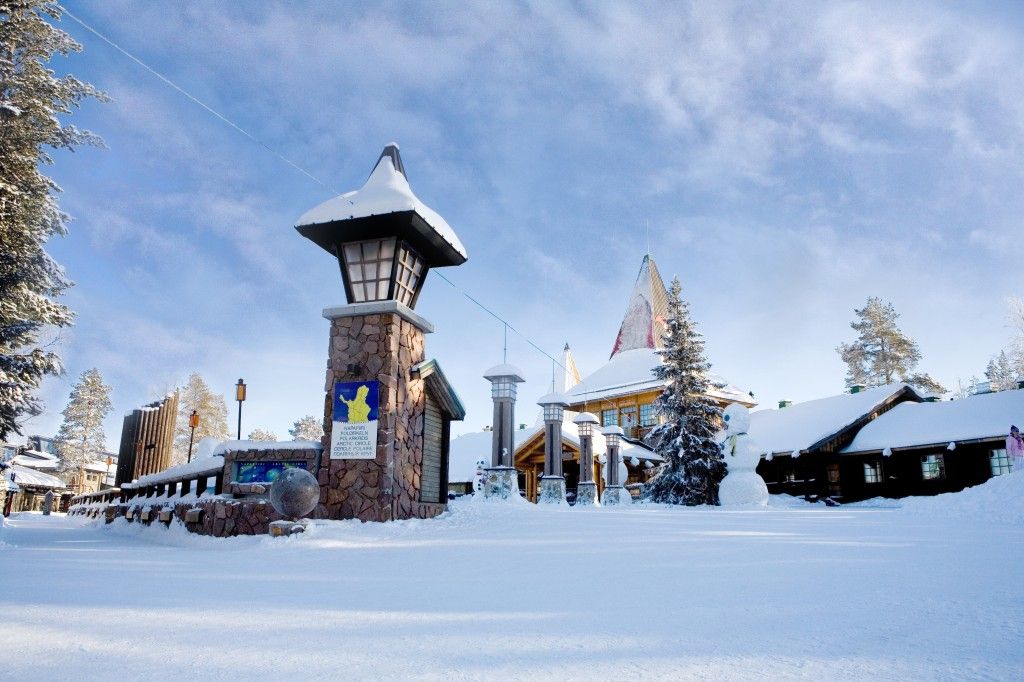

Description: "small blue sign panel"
331 380 380 459
236 461 307 484
333 380 379 423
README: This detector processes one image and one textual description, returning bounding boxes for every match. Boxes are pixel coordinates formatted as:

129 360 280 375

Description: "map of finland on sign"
330 380 380 459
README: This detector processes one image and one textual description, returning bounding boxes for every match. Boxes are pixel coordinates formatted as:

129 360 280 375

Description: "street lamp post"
600 425 631 505
482 364 526 500
537 392 569 504
573 412 600 506
235 379 246 440
187 410 200 463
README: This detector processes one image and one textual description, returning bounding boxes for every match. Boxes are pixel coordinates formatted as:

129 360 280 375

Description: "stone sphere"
270 467 320 520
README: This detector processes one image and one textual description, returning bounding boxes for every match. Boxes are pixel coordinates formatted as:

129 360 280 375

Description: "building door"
826 463 841 498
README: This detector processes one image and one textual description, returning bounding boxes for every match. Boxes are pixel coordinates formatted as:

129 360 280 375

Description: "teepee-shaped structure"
609 255 670 358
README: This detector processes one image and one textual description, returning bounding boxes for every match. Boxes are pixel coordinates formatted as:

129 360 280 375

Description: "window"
619 406 637 428
990 448 1012 476
344 238 396 303
921 454 945 480
639 403 656 427
601 409 617 427
863 461 883 484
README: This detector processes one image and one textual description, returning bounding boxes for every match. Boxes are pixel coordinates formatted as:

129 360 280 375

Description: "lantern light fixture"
295 144 467 310
601 424 624 449
483 363 526 400
573 411 599 439
537 392 569 423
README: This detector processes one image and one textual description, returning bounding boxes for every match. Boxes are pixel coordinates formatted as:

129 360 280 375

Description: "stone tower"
295 144 466 521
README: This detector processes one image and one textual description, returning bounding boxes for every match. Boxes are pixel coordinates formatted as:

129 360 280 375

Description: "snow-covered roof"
564 347 753 406
843 389 1024 454
8 465 65 489
12 454 57 469
610 254 670 358
448 427 541 483
749 384 922 457
295 144 467 260
18 449 57 461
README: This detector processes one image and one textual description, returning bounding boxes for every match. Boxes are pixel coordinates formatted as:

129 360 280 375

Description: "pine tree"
0 2 105 439
837 297 946 394
643 278 725 505
53 367 111 490
171 373 229 465
288 414 323 442
985 351 1018 392
247 428 277 442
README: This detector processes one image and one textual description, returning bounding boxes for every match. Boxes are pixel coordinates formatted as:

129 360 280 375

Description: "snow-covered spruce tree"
643 278 725 506
985 350 1018 392
53 367 111 489
171 372 229 465
0 1 105 439
836 297 945 395
288 414 323 442
247 428 277 442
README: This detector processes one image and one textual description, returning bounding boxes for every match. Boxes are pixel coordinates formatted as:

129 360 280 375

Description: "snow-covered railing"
120 457 225 503
68 488 122 517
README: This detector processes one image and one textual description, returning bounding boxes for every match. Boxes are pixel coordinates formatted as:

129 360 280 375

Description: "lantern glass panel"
577 421 592 438
604 432 620 448
543 403 564 422
342 237 397 303
490 377 517 400
394 244 425 306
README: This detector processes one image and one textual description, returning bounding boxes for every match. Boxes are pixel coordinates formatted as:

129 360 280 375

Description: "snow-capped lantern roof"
483 363 526 382
537 391 570 406
572 411 599 426
295 143 467 268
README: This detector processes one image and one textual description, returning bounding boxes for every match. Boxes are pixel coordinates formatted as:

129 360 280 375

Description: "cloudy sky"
26 0 1024 447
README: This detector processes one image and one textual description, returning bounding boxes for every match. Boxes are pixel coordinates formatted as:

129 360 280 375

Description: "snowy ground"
2 482 1023 680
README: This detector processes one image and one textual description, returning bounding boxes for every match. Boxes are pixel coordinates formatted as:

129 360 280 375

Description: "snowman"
716 403 769 507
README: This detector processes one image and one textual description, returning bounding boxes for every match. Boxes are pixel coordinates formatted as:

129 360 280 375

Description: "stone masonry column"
320 302 437 522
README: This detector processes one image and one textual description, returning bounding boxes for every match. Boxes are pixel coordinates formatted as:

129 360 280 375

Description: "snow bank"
897 472 1024 524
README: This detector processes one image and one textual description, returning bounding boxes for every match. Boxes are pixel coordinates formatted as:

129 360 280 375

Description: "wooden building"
562 255 755 442
510 255 753 501
513 417 662 502
115 392 179 486
751 384 1023 502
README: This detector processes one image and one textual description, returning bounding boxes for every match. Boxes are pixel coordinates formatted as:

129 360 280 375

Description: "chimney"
778 399 793 409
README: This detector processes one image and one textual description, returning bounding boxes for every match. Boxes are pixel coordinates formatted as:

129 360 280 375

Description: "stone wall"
320 310 446 522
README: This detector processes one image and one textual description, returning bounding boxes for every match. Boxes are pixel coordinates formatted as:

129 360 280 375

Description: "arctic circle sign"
330 380 379 459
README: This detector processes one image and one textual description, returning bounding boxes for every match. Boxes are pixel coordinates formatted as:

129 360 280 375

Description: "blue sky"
25 0 1024 447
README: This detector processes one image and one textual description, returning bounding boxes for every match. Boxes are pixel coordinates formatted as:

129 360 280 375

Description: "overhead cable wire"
56 3 346 199
63 5 628 414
